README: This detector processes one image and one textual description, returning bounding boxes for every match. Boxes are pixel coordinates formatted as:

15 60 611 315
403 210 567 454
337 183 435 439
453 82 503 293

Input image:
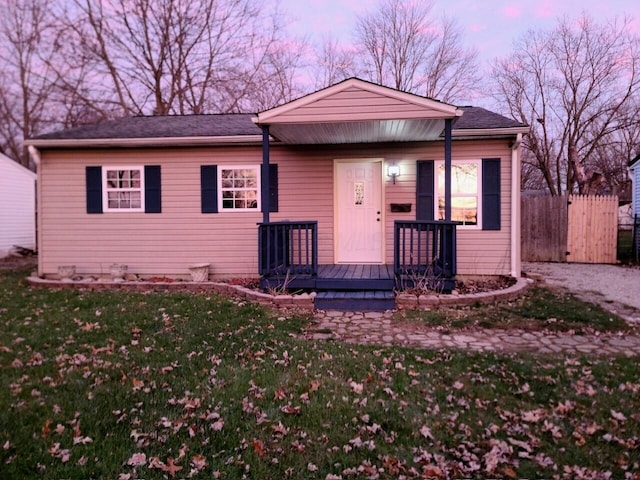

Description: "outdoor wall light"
387 164 400 184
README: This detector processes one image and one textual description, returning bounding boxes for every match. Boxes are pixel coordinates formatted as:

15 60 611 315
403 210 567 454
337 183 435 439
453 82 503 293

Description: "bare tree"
353 0 479 102
493 14 640 195
58 0 303 116
0 0 58 166
311 37 360 91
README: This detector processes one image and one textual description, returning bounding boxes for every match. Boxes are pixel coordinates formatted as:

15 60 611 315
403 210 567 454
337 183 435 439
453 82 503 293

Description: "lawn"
397 286 635 334
1 268 639 479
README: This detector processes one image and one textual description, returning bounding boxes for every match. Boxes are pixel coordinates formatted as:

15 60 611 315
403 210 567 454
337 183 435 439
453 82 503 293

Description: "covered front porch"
253 79 461 305
258 219 457 307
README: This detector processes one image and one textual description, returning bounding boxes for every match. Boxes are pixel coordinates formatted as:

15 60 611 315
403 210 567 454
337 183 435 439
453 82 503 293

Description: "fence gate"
566 195 618 263
521 194 568 262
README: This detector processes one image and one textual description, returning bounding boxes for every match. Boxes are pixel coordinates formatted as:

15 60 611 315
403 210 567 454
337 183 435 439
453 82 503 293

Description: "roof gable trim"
256 78 462 124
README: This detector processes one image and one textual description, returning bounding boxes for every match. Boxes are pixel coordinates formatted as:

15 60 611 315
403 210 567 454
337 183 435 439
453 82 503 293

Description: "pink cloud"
501 5 522 18
469 23 487 33
534 0 556 18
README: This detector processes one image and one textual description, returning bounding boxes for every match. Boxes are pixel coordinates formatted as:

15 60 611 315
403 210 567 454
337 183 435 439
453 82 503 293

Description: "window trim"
434 159 482 229
217 165 261 212
102 166 145 213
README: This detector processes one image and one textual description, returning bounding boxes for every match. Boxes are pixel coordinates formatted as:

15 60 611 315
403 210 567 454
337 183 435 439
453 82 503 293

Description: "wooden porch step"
314 290 395 312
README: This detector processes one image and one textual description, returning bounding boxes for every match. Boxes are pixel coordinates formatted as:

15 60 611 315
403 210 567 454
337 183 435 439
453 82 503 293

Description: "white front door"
335 160 383 263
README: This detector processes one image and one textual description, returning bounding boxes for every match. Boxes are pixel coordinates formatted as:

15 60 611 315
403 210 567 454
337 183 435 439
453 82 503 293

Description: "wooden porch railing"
258 221 318 277
394 220 457 292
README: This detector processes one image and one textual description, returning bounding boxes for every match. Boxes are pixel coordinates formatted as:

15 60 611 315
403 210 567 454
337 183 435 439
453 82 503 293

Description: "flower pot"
189 263 210 283
58 265 76 280
110 263 128 280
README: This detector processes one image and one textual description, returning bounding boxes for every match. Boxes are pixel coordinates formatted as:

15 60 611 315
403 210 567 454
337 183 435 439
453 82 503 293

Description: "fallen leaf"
350 382 363 394
280 405 301 415
160 458 183 478
41 419 51 438
191 454 207 471
419 425 434 440
611 410 627 421
251 439 266 456
126 452 147 467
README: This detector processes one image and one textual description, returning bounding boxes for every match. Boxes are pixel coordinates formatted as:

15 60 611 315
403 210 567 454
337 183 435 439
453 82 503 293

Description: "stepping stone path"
304 310 640 356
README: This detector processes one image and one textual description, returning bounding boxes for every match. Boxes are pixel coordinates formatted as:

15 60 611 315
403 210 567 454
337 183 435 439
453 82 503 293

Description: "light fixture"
387 163 400 184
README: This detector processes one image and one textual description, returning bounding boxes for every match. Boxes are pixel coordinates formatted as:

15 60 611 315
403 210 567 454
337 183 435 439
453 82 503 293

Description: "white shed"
0 153 36 257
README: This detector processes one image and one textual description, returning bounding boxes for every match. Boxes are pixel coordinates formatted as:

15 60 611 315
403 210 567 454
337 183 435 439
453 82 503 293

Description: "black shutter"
144 165 161 213
416 160 435 221
201 165 218 213
269 164 278 212
86 166 103 214
482 158 500 230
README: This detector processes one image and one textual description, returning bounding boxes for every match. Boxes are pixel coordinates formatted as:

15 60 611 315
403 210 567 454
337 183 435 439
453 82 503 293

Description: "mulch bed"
455 276 517 294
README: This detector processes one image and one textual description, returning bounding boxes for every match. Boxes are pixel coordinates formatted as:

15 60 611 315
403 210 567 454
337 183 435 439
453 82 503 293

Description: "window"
219 166 260 211
103 167 144 212
436 161 481 227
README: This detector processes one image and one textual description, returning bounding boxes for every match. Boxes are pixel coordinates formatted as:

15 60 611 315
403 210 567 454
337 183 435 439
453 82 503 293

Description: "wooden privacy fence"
521 194 618 264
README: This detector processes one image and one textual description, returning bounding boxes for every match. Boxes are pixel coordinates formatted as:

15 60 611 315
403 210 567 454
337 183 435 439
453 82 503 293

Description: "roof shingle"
32 107 526 141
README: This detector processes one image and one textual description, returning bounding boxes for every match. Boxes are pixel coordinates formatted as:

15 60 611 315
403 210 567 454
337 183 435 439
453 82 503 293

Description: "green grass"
398 286 634 334
1 268 639 479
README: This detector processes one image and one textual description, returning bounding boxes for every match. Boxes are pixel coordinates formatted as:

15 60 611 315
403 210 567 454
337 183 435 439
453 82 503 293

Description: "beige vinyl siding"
269 86 449 123
39 147 264 278
381 139 513 275
38 138 514 278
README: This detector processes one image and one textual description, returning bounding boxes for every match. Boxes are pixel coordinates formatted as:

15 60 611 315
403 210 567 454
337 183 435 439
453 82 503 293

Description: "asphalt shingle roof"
34 114 261 140
32 107 526 141
455 106 527 130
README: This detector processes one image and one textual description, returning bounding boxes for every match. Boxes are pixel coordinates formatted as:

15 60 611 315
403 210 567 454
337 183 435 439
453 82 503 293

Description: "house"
630 154 640 256
26 78 528 305
0 153 36 258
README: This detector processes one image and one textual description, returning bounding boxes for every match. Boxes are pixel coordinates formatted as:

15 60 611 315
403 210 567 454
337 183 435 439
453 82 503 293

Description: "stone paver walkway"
304 310 640 356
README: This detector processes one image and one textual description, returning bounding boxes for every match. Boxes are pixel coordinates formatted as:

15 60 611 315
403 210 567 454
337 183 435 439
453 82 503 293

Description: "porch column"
261 125 270 224
444 118 452 222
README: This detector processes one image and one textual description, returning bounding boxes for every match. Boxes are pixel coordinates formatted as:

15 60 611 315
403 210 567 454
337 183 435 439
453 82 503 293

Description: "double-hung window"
103 167 144 212
218 166 260 211
436 161 481 227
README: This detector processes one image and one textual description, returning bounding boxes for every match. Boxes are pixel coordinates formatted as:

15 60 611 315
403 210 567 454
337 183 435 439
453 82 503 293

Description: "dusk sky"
280 0 639 71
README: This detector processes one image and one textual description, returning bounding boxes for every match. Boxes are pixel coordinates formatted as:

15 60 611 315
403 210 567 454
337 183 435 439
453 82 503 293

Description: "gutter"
511 133 523 277
24 135 265 149
451 126 529 138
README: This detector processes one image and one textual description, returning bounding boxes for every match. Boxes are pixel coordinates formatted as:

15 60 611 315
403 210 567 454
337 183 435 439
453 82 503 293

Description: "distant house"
0 153 36 258
631 154 640 220
26 78 528 301
630 154 640 256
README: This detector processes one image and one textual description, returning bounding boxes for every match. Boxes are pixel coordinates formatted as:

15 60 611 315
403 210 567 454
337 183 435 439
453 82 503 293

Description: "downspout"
261 125 270 224
510 133 522 277
27 146 42 277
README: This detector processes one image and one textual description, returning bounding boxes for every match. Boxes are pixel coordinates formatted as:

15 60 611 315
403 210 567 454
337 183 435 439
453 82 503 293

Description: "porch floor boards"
309 264 394 291
260 264 396 311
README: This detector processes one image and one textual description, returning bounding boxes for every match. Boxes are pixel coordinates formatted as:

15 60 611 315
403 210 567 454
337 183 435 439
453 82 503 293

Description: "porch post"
261 125 270 224
444 118 452 222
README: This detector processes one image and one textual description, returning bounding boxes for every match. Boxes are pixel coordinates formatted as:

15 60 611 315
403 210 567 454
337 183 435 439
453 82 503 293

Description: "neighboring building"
0 153 36 258
26 78 528 293
631 154 640 219
630 154 640 257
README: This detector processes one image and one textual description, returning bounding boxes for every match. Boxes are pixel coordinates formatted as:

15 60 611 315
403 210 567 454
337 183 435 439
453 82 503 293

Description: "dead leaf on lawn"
191 454 207 471
126 452 147 467
251 439 266 456
280 405 301 415
41 419 51 438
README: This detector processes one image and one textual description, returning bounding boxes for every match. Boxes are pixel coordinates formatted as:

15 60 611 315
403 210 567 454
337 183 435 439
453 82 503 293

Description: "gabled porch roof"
254 78 463 144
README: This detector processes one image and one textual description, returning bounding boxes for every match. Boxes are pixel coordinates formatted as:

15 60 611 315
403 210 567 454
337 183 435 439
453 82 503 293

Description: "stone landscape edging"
26 275 532 311
395 276 533 310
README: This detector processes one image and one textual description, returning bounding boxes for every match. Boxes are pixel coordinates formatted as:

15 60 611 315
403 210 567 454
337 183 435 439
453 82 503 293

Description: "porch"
258 220 456 310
